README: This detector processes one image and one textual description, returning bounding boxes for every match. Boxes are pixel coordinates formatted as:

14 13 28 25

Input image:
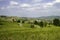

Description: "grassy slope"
0 22 60 40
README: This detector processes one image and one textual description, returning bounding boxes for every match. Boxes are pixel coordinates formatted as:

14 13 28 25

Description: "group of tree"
17 19 25 23
33 20 47 27
12 18 60 28
31 18 60 28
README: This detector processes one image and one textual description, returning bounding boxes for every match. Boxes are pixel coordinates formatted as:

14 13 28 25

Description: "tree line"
16 18 60 28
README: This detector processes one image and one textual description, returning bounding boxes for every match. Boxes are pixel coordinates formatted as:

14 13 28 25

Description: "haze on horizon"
0 0 60 17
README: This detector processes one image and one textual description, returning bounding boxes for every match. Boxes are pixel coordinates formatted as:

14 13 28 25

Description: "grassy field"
0 22 60 40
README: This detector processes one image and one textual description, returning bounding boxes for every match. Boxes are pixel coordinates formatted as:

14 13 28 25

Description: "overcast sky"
0 0 60 17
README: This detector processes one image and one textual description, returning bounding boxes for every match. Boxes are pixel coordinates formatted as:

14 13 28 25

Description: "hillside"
0 15 60 40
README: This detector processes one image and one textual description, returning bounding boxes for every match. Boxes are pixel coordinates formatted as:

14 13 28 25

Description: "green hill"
0 15 60 40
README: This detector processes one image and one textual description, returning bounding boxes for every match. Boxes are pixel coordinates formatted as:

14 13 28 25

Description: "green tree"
39 21 44 27
34 20 38 25
53 18 60 26
22 20 25 23
17 20 20 23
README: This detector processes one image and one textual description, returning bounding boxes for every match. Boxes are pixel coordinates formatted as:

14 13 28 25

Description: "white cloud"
55 0 60 2
1 0 60 12
43 2 55 8
40 0 60 8
42 0 60 8
0 0 60 17
20 4 31 8
10 1 19 5
5 1 19 9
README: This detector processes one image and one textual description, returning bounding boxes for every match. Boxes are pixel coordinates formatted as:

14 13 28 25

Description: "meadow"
0 16 60 40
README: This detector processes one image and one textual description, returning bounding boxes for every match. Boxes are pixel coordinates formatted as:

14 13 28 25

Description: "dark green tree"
34 20 38 25
17 20 20 23
39 21 44 27
53 18 60 26
22 20 25 23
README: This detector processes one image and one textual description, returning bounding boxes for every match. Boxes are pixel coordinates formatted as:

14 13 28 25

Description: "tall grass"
0 21 60 40
0 27 60 40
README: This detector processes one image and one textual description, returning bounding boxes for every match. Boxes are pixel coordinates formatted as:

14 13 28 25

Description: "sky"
0 0 60 17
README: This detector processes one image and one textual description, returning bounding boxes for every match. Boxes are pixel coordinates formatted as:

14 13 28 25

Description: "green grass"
0 22 60 40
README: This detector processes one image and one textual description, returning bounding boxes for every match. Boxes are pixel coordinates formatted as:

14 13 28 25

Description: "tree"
12 19 16 22
34 20 38 25
17 20 20 23
53 18 60 26
39 21 44 27
22 20 25 23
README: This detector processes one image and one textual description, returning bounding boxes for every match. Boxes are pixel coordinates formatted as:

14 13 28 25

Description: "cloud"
55 0 60 2
3 1 19 9
10 1 19 5
20 4 31 8
42 0 60 8
0 0 60 17
43 2 55 8
41 0 55 3
1 0 60 10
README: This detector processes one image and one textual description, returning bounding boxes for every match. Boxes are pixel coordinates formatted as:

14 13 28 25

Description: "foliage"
34 20 38 25
17 20 20 23
53 18 60 26
22 20 25 23
39 21 44 27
